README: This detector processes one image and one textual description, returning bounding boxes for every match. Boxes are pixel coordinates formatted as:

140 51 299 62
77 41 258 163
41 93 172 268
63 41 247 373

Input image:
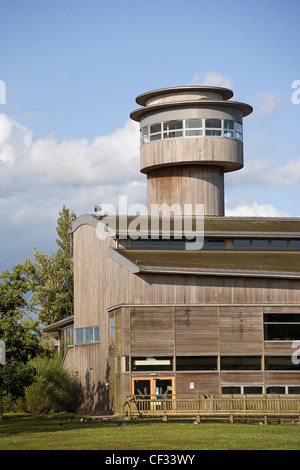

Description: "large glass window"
265 356 300 371
140 118 243 145
75 326 100 345
131 357 173 372
264 313 300 341
176 356 217 371
220 356 262 370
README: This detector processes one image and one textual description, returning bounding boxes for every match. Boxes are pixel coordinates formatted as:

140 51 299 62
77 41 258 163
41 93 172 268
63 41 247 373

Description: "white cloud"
227 155 300 189
253 91 283 119
225 197 290 217
0 114 146 269
188 71 234 89
0 114 141 191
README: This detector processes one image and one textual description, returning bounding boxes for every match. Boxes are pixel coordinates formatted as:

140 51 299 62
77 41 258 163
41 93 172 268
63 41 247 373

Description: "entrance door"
132 377 174 410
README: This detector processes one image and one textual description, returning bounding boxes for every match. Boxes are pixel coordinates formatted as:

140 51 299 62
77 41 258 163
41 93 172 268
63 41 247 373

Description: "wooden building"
44 86 300 414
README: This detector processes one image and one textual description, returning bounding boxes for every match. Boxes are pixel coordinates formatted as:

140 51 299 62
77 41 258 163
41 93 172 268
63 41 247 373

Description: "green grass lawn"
0 414 300 450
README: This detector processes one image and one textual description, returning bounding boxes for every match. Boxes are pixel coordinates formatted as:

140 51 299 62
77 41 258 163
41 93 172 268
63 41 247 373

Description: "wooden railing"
123 395 300 422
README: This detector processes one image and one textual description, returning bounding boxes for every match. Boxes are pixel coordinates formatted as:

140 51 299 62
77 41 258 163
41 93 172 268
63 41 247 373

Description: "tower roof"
135 85 234 106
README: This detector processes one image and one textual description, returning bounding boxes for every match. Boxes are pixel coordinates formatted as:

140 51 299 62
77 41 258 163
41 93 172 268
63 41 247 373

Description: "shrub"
25 356 75 413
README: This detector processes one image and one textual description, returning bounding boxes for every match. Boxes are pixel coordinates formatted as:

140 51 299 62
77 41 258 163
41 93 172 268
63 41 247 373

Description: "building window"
121 356 130 372
264 313 300 341
151 240 168 248
220 356 262 370
110 315 115 345
222 386 241 394
176 356 217 371
265 356 300 371
140 118 243 145
131 240 149 247
271 239 288 249
169 239 185 248
207 239 225 248
290 240 300 249
163 120 183 139
131 356 173 372
205 119 222 136
266 386 285 394
75 326 100 345
252 239 269 248
140 126 149 145
288 386 300 394
233 239 251 248
224 119 235 138
236 122 243 141
244 386 263 394
266 385 300 394
63 324 74 350
150 123 162 141
185 119 202 136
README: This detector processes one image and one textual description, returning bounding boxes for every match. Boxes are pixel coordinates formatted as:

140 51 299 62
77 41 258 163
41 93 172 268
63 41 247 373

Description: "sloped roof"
72 214 300 237
109 249 300 279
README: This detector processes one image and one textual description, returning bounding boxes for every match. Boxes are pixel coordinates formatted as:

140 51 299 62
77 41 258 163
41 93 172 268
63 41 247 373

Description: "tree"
25 356 75 413
24 206 76 326
0 265 42 400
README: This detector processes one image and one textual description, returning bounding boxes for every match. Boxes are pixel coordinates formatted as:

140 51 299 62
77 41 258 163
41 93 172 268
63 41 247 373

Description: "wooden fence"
123 395 300 423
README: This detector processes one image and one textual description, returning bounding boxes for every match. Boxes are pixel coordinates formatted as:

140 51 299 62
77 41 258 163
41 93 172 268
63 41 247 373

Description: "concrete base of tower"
147 165 225 217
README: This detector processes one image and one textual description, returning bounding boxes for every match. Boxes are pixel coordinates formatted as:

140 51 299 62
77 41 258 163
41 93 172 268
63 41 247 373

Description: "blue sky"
0 0 300 272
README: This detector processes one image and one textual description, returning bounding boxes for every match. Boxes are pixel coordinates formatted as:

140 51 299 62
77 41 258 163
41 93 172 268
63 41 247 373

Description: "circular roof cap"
135 85 234 106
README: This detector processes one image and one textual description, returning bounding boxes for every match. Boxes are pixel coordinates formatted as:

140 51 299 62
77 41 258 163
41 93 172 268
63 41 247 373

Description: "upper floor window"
185 119 202 136
205 119 221 136
163 120 183 139
140 118 243 145
264 313 300 341
75 326 100 345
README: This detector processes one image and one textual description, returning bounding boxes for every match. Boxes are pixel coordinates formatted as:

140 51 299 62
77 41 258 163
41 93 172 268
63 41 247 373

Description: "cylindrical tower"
130 86 252 216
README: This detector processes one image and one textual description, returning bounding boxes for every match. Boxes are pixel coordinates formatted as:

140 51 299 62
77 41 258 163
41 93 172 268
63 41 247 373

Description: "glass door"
132 377 174 410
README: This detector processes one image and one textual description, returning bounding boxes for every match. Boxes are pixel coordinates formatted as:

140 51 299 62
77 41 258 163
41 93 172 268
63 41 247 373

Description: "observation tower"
130 86 252 216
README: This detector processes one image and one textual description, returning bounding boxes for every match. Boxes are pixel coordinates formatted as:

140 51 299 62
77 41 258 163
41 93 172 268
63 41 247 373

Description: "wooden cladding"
130 307 174 356
124 305 275 357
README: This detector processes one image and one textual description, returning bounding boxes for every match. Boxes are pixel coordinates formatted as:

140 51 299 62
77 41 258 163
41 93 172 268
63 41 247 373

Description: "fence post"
127 397 132 420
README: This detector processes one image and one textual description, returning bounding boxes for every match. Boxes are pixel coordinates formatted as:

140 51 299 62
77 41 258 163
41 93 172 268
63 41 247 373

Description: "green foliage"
25 356 75 413
24 206 76 325
0 264 42 399
0 206 77 411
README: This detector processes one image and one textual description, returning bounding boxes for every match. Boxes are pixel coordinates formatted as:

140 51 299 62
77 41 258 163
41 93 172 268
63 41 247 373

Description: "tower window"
236 122 243 141
140 118 243 145
224 119 235 138
163 120 183 139
185 119 203 136
149 123 162 141
205 119 221 136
